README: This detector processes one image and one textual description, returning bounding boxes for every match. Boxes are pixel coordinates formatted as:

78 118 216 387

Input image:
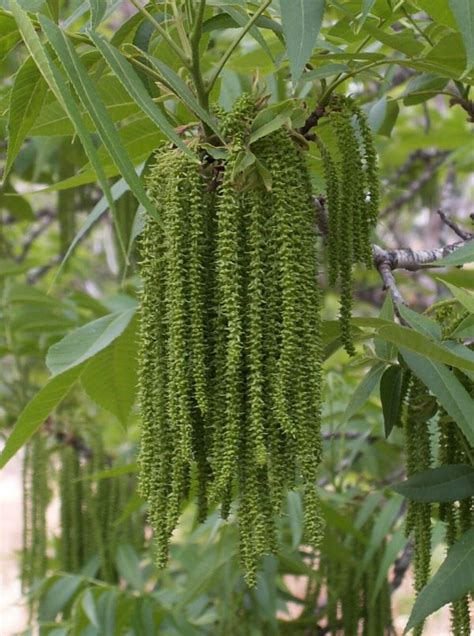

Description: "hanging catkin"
315 96 380 354
138 95 324 584
403 376 434 636
431 302 474 636
21 434 48 593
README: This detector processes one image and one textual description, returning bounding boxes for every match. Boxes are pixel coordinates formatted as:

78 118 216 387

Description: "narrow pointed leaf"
81 317 138 425
439 279 474 313
448 0 474 72
393 465 474 503
397 304 441 340
88 32 196 158
140 49 222 138
428 240 474 266
404 528 474 633
343 362 386 423
39 16 159 223
380 365 403 439
8 0 135 250
5 56 47 179
50 174 135 287
280 0 325 83
400 349 474 446
377 324 474 372
46 308 136 375
0 365 84 469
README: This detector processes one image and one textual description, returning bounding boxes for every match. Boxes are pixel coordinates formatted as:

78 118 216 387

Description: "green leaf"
280 0 325 83
362 22 424 56
38 17 159 224
342 362 386 423
377 324 474 372
116 545 145 592
429 240 474 266
368 97 399 137
39 574 83 621
374 294 396 360
397 304 442 340
88 33 196 158
81 463 137 481
46 308 136 375
8 0 136 253
380 365 403 439
5 56 47 179
50 174 135 286
400 350 474 446
139 49 222 139
0 365 84 469
82 589 100 627
224 6 275 62
415 0 457 28
448 0 474 72
403 73 449 106
0 13 21 59
393 465 474 503
90 0 106 29
299 63 349 82
249 111 291 143
439 279 474 313
404 528 474 633
81 317 138 425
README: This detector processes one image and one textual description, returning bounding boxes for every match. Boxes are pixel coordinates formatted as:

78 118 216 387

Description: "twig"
390 539 413 592
27 255 61 283
299 106 326 140
315 196 474 306
16 213 55 262
437 208 473 240
381 152 448 217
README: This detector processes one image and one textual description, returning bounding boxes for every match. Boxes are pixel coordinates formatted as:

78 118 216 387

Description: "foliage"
1 0 473 634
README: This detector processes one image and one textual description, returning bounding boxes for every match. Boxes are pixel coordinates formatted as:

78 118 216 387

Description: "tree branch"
315 196 474 306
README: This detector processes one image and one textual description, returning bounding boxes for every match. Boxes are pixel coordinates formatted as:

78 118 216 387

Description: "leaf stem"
188 0 212 134
319 57 406 105
171 0 192 59
206 0 272 94
128 0 189 65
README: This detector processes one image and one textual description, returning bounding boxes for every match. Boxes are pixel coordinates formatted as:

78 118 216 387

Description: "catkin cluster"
21 434 48 592
434 303 473 636
316 96 379 354
58 435 143 582
403 376 434 636
21 430 143 597
402 303 474 636
138 95 324 584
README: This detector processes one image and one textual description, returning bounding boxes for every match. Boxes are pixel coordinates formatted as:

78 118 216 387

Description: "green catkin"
138 95 324 583
404 378 433 636
329 106 357 356
433 304 474 635
350 100 380 231
439 417 472 636
22 434 48 591
315 136 341 287
21 433 49 591
316 97 380 354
